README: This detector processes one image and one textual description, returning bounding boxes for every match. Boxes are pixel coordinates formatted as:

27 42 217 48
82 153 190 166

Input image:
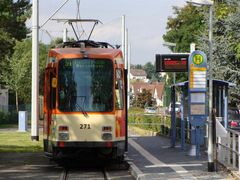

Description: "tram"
43 20 127 159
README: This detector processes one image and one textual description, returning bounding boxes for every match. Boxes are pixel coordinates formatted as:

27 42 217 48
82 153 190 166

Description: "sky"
29 0 187 65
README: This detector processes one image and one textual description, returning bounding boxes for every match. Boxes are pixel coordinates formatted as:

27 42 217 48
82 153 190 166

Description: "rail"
217 128 240 172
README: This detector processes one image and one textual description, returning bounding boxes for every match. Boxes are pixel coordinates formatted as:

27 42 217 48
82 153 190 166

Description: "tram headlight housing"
58 132 69 140
58 126 69 140
102 133 112 140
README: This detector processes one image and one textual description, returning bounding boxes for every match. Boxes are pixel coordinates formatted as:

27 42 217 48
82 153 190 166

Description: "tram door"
44 68 56 152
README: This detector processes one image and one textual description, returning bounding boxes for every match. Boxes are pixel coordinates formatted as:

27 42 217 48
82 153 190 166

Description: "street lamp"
186 0 214 172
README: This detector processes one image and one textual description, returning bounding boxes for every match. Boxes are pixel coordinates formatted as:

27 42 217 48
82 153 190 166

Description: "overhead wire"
75 0 88 40
40 0 70 29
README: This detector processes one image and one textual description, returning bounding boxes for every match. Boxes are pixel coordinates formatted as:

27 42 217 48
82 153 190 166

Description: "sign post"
188 50 207 157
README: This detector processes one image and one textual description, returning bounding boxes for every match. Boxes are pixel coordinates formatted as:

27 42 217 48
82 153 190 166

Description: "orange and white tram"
43 40 127 159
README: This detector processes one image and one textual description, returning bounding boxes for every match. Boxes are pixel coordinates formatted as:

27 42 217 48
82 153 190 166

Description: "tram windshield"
58 58 113 112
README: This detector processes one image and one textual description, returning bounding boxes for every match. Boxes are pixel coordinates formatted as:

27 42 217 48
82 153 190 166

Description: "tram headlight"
58 126 69 140
58 132 69 140
102 133 112 140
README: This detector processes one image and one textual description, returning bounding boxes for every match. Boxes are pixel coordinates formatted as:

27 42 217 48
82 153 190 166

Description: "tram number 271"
80 124 91 129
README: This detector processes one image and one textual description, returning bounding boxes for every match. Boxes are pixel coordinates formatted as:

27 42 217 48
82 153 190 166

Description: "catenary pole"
122 15 125 63
125 28 128 70
31 0 39 141
128 44 131 109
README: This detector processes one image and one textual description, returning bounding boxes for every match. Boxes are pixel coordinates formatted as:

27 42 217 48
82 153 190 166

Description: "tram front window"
58 59 113 112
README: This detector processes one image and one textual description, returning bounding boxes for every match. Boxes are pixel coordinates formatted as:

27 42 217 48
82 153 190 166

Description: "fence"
217 128 240 172
128 114 191 142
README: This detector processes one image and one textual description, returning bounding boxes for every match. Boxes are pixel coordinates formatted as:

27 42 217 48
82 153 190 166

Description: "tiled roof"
130 82 164 99
130 69 147 76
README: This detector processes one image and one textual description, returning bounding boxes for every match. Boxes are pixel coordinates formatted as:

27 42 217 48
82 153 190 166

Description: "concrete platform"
127 134 234 180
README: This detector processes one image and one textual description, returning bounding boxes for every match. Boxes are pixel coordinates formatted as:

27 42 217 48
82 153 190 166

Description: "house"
130 82 165 107
130 69 147 81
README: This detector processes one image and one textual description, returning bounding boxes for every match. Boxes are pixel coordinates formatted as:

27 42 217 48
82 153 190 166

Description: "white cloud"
91 19 122 45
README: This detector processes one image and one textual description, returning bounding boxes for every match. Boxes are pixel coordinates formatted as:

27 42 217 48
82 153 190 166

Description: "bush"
128 114 171 136
0 111 18 125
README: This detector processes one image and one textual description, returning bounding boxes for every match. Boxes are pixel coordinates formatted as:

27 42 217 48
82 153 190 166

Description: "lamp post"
186 0 214 172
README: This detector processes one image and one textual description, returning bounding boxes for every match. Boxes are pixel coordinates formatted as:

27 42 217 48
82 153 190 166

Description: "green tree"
143 61 162 82
133 64 143 69
0 0 31 76
164 0 240 105
163 5 205 53
1 39 48 110
143 62 154 79
133 89 154 108
210 0 240 105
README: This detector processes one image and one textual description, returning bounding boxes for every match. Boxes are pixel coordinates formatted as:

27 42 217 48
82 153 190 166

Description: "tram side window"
115 69 123 109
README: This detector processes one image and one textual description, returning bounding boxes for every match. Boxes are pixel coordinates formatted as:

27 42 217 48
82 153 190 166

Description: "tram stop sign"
188 50 207 127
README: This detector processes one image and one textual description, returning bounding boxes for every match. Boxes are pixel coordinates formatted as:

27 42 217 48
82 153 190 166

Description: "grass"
0 131 43 152
0 124 18 129
128 107 144 114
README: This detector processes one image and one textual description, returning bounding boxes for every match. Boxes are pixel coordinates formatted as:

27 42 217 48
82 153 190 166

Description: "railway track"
59 160 133 180
60 168 109 180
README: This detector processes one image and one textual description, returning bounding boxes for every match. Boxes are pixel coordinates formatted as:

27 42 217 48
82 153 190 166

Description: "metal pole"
63 28 68 42
125 28 128 69
173 73 176 84
128 44 131 109
208 5 214 172
190 43 196 53
122 15 125 63
31 0 39 141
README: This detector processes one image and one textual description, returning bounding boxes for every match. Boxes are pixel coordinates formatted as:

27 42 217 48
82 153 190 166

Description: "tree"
163 4 206 85
132 89 154 108
0 0 31 76
164 0 240 105
143 61 163 82
210 0 240 106
143 62 154 79
163 5 205 53
1 39 48 110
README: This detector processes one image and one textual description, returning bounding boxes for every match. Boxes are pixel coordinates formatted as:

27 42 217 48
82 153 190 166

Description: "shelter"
170 79 235 150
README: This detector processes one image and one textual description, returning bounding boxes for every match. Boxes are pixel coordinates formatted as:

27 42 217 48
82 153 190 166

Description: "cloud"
91 19 122 44
28 0 186 64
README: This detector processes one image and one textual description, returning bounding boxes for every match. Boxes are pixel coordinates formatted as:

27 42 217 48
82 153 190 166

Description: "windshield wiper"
75 96 88 117
75 102 88 118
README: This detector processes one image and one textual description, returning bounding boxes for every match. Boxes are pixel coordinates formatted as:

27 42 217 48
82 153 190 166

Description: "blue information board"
188 50 208 157
188 50 207 127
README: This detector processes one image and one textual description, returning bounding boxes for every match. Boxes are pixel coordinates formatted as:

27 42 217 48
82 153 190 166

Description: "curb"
231 171 240 180
129 161 147 180
217 162 240 180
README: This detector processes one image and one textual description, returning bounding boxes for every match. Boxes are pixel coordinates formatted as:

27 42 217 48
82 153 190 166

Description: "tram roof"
49 47 122 59
173 79 236 88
